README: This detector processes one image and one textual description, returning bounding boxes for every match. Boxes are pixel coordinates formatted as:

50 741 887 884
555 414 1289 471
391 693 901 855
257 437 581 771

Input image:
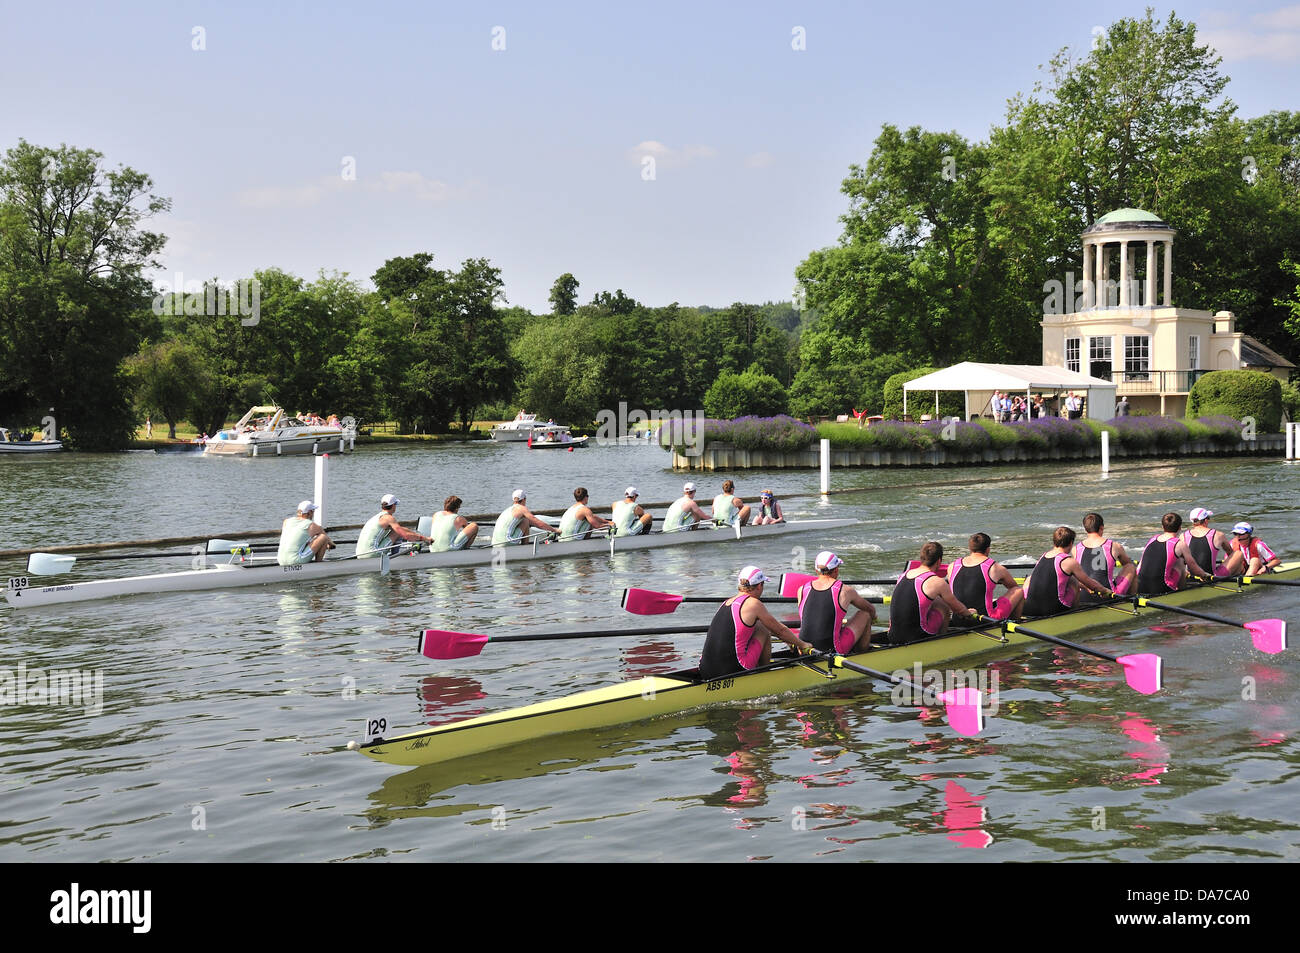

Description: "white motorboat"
490 414 571 442
5 519 858 609
204 406 356 457
0 428 63 453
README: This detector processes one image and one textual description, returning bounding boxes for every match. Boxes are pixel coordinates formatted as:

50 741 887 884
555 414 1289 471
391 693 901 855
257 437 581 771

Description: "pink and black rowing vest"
887 571 944 645
798 579 856 654
1137 535 1180 595
1182 528 1222 576
1073 539 1117 604
1024 552 1075 616
949 556 999 618
700 594 765 679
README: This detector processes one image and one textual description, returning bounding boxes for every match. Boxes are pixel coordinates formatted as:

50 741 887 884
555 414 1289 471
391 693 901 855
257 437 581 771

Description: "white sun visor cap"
683 482 697 493
381 494 399 507
738 565 768 586
297 500 318 514
512 489 526 501
815 551 843 571
625 486 639 498
1189 507 1213 521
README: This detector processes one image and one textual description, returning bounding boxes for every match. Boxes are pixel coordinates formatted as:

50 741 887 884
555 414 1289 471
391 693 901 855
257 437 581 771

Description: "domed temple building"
1040 208 1294 416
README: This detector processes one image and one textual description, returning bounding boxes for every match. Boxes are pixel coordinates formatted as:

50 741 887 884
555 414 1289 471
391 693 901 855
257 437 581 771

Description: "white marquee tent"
902 362 1118 420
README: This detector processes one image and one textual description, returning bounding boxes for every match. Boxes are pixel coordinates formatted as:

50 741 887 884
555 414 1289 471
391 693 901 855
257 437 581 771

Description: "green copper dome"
1083 208 1173 235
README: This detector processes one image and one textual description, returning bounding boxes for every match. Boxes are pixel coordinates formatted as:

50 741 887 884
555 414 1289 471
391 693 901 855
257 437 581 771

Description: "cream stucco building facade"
1040 208 1293 416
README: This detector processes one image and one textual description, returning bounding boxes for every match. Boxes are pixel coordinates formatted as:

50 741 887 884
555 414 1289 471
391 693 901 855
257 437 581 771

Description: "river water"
1 443 1297 862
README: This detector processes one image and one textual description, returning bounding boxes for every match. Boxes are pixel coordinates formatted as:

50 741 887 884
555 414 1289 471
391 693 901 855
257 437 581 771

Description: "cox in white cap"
624 486 639 498
1232 521 1254 536
738 565 768 586
512 489 526 501
381 494 399 508
815 551 843 571
1190 507 1214 522
683 482 697 493
297 500 318 514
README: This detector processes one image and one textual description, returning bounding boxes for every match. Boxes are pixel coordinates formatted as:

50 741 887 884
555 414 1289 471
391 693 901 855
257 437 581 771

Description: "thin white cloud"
628 140 718 169
237 170 458 209
1202 5 1300 62
744 151 775 169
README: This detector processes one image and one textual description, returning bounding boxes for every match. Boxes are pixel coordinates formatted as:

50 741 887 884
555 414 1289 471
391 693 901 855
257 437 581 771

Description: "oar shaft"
1135 598 1241 628
494 619 806 643
998 619 1120 663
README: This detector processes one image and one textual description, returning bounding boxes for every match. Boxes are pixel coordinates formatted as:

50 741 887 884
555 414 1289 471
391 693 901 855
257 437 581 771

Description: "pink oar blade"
420 628 489 660
1116 653 1162 695
621 588 684 615
781 572 817 599
936 687 984 736
1244 619 1288 655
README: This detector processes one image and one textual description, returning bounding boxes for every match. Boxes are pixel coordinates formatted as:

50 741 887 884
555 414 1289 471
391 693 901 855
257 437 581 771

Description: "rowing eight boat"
3 518 857 609
354 562 1298 766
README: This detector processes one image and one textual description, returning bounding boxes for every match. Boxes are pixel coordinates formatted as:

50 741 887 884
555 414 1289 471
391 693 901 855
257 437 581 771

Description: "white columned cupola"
1080 209 1175 310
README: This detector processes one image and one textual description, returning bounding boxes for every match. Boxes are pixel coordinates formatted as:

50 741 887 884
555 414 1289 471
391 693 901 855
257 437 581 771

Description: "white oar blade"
27 553 76 575
207 539 243 554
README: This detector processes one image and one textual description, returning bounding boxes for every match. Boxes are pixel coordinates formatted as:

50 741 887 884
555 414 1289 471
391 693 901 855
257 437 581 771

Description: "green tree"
0 142 168 449
703 365 789 418
127 339 213 438
549 273 579 315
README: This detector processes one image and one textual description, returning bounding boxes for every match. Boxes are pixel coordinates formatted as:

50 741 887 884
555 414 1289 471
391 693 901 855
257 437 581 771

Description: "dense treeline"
4 12 1297 448
790 11 1300 417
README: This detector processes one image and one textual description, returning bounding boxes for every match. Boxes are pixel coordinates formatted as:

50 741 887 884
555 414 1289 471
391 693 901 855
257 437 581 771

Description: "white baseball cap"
738 565 768 586
297 500 318 514
1232 521 1254 535
381 494 399 507
1190 507 1213 521
683 482 697 493
815 551 843 571
625 486 639 498
512 489 526 501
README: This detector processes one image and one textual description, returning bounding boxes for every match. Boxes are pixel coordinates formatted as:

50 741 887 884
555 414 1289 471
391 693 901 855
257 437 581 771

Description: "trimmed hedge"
660 415 815 454
1186 370 1282 433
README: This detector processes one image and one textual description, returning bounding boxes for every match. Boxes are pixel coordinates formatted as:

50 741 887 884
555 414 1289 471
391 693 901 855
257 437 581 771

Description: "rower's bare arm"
844 586 877 618
1114 543 1134 566
753 602 812 652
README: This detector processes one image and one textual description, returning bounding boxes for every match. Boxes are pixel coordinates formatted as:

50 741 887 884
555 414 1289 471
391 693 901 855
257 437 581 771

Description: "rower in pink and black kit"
948 533 1024 621
1072 512 1136 605
1181 507 1231 577
1024 526 1112 616
1136 512 1211 596
796 551 876 654
699 566 812 679
887 542 978 645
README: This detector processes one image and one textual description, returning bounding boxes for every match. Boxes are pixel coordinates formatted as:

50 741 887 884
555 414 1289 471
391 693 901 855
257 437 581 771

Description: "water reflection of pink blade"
942 780 993 848
1119 714 1168 784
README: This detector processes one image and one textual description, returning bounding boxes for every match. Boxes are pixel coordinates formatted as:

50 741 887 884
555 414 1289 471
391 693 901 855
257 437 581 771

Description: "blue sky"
3 1 1297 312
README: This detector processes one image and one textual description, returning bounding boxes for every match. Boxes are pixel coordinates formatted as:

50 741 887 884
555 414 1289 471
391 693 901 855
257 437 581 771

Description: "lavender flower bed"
1104 415 1189 450
660 415 816 454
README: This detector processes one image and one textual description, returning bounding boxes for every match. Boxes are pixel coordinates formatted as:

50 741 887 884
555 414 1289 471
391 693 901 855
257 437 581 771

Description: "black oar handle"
492 619 806 643
1134 597 1243 629
675 594 885 604
983 616 1120 663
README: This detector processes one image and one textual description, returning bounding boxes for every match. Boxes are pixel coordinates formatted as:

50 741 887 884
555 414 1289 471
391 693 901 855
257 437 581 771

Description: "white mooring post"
1286 422 1298 460
1101 430 1110 475
820 439 830 496
314 454 329 529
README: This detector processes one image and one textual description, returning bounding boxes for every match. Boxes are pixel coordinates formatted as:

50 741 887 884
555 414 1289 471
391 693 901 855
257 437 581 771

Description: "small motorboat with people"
0 427 63 454
204 406 356 457
528 431 587 450
490 413 571 442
